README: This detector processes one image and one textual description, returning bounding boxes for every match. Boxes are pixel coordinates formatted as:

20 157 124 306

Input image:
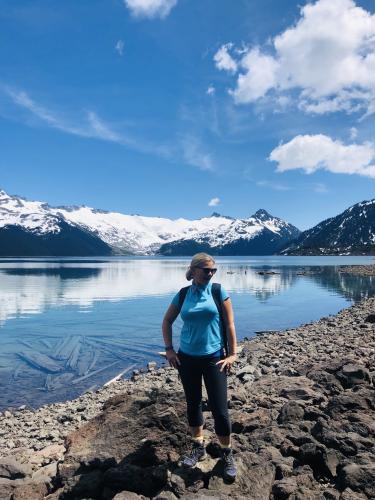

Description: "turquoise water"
0 256 374 410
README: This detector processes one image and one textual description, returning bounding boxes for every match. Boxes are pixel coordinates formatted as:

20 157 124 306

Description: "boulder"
339 487 368 499
11 482 48 500
0 478 15 500
0 458 32 479
208 454 275 500
272 477 298 499
337 463 375 498
231 408 272 433
277 401 304 424
280 385 323 403
32 444 66 463
113 491 147 499
336 364 371 388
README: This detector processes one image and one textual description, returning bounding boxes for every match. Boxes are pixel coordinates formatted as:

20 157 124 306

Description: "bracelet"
165 345 174 351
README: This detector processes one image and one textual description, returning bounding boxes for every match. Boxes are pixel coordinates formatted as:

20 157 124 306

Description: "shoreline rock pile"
338 265 375 277
0 265 374 499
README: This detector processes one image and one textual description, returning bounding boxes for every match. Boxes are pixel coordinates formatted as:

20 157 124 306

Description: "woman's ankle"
192 435 204 444
217 436 231 448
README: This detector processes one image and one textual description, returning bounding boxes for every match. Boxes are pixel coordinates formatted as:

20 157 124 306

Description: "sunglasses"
197 267 217 275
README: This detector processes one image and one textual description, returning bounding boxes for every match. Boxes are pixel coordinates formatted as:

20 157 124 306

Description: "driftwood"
84 338 143 363
255 330 278 335
91 337 159 357
40 339 52 349
72 361 120 385
65 340 81 370
45 373 75 391
20 340 34 349
18 350 63 373
103 363 137 386
76 348 100 376
53 336 71 359
12 364 23 380
54 336 81 361
88 349 100 372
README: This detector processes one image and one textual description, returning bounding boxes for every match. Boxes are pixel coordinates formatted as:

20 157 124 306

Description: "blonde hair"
185 252 216 281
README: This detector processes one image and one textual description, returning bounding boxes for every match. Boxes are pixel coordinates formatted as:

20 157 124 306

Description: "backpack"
177 282 228 355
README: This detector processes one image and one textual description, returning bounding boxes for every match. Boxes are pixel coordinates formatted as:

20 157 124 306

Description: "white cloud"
350 126 358 139
206 85 215 96
115 40 124 56
181 135 214 171
230 48 279 102
256 180 291 191
4 86 215 172
5 87 124 143
214 43 238 73
86 111 122 142
216 0 375 116
208 197 220 207
313 182 329 193
124 0 177 19
269 134 375 178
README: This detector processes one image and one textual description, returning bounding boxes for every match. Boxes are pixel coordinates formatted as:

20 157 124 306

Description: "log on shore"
103 363 137 386
72 361 120 385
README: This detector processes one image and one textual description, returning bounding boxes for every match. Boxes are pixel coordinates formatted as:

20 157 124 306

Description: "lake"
0 255 374 410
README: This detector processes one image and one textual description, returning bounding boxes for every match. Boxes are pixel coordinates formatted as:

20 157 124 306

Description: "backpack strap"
177 286 190 313
211 283 229 356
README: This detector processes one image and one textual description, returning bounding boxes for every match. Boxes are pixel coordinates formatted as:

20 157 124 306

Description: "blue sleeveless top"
171 282 229 356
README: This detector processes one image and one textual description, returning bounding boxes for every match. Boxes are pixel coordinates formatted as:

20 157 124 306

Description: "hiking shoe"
180 441 206 467
222 447 237 481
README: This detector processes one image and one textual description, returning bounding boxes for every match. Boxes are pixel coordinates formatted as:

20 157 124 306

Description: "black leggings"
177 350 231 436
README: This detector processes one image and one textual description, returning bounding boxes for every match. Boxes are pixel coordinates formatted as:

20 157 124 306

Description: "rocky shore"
0 265 374 499
338 264 375 277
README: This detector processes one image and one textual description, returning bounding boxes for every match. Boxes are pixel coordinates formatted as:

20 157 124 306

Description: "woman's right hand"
166 349 180 369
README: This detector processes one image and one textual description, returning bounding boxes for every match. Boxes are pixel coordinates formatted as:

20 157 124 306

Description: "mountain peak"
210 212 234 220
252 209 274 221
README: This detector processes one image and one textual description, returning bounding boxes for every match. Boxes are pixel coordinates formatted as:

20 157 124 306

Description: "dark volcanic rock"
277 401 305 424
335 364 371 388
337 463 375 498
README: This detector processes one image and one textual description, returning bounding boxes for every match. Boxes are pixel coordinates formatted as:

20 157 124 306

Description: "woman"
162 253 237 481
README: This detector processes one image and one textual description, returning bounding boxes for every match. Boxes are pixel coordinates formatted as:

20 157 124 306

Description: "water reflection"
310 267 375 302
0 261 298 324
0 261 374 324
5 268 101 279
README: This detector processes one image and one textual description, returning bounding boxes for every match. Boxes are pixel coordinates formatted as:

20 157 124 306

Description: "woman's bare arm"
222 298 237 355
216 298 238 371
162 304 180 367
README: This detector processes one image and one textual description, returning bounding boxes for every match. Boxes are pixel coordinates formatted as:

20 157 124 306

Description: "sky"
0 0 375 230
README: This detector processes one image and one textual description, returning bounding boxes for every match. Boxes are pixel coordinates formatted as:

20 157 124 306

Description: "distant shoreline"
338 263 375 276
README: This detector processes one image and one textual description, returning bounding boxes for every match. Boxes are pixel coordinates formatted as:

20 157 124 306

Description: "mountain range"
281 199 375 256
0 189 299 256
0 188 374 256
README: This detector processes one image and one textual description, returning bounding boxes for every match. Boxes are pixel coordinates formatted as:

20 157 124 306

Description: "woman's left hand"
216 354 237 373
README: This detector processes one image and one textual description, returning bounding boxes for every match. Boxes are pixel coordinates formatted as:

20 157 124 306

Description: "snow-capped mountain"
0 189 300 256
281 199 375 255
158 209 300 255
53 204 234 255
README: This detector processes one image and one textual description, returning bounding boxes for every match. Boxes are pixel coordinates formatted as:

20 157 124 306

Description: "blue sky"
0 0 374 230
